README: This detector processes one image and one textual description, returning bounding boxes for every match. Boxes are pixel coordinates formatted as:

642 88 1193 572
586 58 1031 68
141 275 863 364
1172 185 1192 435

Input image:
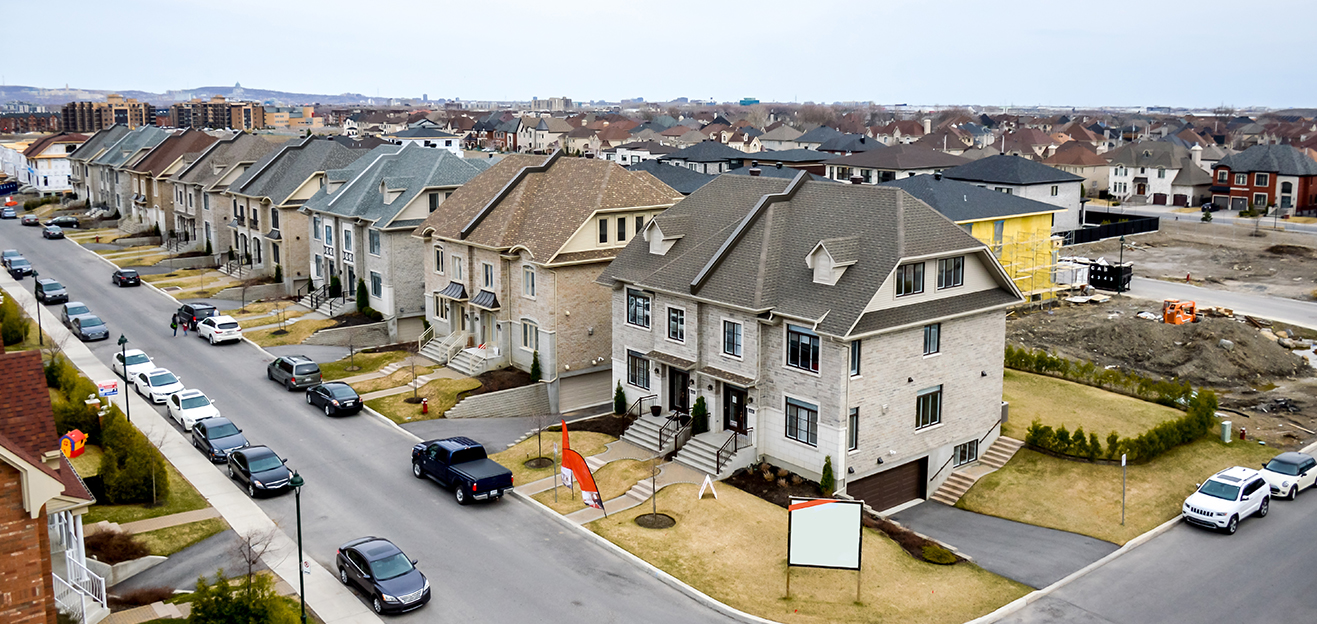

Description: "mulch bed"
329 313 382 329
546 412 636 438
470 368 532 395
635 513 676 529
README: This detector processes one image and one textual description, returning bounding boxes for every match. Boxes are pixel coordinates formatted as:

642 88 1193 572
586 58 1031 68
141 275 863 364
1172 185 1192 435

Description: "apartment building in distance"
262 106 323 130
60 95 153 133
169 96 264 130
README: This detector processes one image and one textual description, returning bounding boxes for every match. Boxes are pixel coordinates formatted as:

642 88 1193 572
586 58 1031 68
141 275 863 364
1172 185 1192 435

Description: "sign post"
1121 453 1127 526
97 380 121 420
787 498 863 602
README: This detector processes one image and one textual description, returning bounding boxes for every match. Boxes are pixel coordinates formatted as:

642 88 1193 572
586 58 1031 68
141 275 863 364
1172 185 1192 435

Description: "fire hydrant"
1239 427 1247 441
95 236 100 244
422 398 428 414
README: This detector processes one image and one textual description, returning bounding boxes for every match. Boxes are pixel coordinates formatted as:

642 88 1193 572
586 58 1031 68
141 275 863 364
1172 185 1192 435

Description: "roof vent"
934 171 943 180
776 162 783 169
850 175 863 185
751 160 759 168
749 167 762 177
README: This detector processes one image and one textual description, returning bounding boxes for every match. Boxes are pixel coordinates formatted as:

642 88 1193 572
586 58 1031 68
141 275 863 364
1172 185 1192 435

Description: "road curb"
963 515 1183 624
507 409 617 448
509 488 784 624
362 405 424 443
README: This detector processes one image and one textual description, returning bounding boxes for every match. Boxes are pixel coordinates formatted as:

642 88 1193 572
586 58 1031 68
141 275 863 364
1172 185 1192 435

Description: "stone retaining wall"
116 236 163 247
446 382 549 418
303 320 390 347
151 255 218 270
213 283 285 301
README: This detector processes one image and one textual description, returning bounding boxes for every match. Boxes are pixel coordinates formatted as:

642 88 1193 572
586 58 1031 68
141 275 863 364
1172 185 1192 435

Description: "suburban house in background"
413 151 680 413
943 154 1084 232
16 133 89 195
1210 144 1317 215
1042 142 1109 198
383 127 463 155
599 173 1023 513
658 141 747 174
224 137 372 292
1105 141 1212 206
299 143 492 339
822 145 970 184
124 129 221 238
170 132 285 255
0 351 102 624
758 125 803 151
69 125 131 212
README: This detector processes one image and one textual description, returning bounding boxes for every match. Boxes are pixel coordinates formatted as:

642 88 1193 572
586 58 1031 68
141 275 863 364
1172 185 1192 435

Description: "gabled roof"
626 159 715 195
130 129 221 177
943 154 1082 185
881 174 1063 222
387 127 460 139
1171 164 1213 186
414 153 680 262
1043 142 1107 167
302 143 491 229
598 175 1018 337
817 134 881 153
535 117 575 134
823 145 969 170
616 141 678 155
22 132 88 158
0 351 93 506
69 125 131 162
1105 141 1190 169
91 126 171 168
172 133 288 188
758 125 802 142
1216 144 1317 176
229 137 371 204
794 125 843 145
659 140 748 163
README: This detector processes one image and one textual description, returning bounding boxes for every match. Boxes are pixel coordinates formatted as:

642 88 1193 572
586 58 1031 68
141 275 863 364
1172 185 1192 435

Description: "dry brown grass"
238 310 306 330
533 458 653 514
245 319 336 347
364 377 483 424
491 432 615 486
230 300 294 317
95 245 156 257
589 483 1028 624
349 367 434 394
1002 370 1181 439
320 350 411 381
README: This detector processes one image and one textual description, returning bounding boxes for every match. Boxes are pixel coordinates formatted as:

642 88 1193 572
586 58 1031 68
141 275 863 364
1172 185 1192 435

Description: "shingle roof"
1171 163 1213 186
1104 141 1190 169
0 351 58 462
851 289 1021 335
414 153 681 262
1042 142 1107 167
92 126 172 168
230 137 371 204
69 125 131 161
172 133 288 188
823 145 970 170
723 167 829 181
817 134 882 153
748 148 836 164
387 127 460 139
302 143 491 229
658 140 748 163
626 159 715 195
880 174 1063 222
598 175 1014 337
943 154 1082 185
130 129 221 176
794 125 843 145
759 125 803 142
22 132 88 158
1216 145 1317 176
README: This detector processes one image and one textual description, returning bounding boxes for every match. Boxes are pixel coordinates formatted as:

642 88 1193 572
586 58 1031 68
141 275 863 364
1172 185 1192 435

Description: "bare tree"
233 528 279 592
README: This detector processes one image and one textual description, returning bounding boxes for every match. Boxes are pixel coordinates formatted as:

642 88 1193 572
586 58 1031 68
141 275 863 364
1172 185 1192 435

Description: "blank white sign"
788 498 862 569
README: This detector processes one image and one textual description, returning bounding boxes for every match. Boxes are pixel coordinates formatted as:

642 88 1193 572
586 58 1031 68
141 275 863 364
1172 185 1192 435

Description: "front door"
480 312 491 347
669 369 690 414
723 385 747 433
1136 182 1147 195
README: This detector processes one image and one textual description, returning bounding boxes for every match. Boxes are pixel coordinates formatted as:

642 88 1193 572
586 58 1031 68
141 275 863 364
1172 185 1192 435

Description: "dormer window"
806 237 859 286
645 216 686 256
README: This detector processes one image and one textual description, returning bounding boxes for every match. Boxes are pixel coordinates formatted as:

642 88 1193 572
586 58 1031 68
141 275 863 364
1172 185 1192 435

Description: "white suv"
198 315 242 345
1183 466 1270 535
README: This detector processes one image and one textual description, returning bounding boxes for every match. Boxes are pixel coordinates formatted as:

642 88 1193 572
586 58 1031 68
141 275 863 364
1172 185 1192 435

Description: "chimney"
749 167 762 177
922 118 932 135
752 160 759 168
1191 143 1202 166
850 175 863 185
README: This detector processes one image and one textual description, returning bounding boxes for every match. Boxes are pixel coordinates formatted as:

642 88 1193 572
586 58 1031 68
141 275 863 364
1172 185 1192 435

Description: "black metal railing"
929 424 999 484
307 284 330 310
626 394 658 419
659 409 689 450
716 428 752 474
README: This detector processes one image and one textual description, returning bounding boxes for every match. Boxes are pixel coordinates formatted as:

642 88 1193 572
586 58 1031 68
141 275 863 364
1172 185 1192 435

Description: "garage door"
1152 193 1168 205
558 370 612 413
847 457 926 512
1172 194 1188 207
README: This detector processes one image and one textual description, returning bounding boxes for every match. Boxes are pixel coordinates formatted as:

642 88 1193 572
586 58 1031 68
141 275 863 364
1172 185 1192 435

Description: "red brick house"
1211 145 1317 215
0 351 101 624
0 112 62 133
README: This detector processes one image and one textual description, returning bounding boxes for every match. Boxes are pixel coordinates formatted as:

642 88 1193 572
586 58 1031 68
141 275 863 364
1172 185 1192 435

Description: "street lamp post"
31 270 42 346
118 335 130 423
291 471 306 624
1118 235 1125 296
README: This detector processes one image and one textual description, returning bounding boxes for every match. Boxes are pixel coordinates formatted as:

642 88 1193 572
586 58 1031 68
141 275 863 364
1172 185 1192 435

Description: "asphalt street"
112 529 252 593
1126 276 1317 329
1 224 732 624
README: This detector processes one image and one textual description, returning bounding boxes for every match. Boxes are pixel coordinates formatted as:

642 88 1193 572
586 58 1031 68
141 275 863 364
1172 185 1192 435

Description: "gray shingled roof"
69 125 131 162
659 140 749 163
794 125 843 145
172 134 289 188
851 289 1021 335
1216 145 1317 176
598 175 1013 337
389 127 460 139
943 154 1083 185
91 126 171 168
817 134 882 153
229 137 371 204
824 145 971 170
301 143 492 229
749 148 836 163
627 159 715 195
880 174 1062 222
1105 141 1190 169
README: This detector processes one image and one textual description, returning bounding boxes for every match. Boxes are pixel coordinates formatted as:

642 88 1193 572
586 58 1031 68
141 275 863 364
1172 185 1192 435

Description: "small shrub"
1054 426 1072 454
273 264 283 283
328 276 342 298
1107 431 1120 459
820 456 835 496
529 350 541 383
205 239 213 255
1088 433 1101 461
776 478 788 488
776 468 789 478
613 382 626 415
85 529 149 565
922 544 957 565
762 470 775 481
1071 426 1089 458
356 279 368 313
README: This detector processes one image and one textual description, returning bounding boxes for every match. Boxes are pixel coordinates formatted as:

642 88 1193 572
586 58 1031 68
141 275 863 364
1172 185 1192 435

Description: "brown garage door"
847 457 926 512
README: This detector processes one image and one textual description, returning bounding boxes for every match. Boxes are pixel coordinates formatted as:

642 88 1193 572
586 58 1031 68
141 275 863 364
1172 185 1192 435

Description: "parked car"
176 302 218 331
336 537 430 614
267 355 322 391
306 382 362 416
111 268 141 287
7 256 32 278
227 446 293 498
134 368 184 404
411 437 514 505
112 348 154 382
197 315 242 345
60 302 93 328
71 315 109 342
20 214 39 226
34 278 68 304
42 225 64 239
1183 466 1270 534
1260 452 1317 500
192 417 248 463
2 249 21 267
0 206 15 219
167 389 219 431
43 216 79 228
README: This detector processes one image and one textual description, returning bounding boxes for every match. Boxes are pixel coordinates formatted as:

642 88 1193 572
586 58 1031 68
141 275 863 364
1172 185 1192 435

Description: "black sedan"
112 268 141 287
306 382 362 416
7 257 32 279
226 446 293 498
42 225 65 239
336 537 430 614
43 216 79 228
191 417 248 463
20 214 39 226
71 315 109 342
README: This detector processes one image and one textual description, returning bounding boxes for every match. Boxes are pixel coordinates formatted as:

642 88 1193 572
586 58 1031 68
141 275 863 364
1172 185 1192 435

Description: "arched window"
1281 181 1293 194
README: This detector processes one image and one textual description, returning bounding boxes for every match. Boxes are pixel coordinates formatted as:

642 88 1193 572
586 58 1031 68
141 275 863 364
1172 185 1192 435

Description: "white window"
434 246 444 274
1050 185 1059 196
937 256 964 289
923 323 941 355
916 386 943 429
482 263 494 288
523 266 535 297
437 297 448 320
723 320 742 357
627 350 650 389
785 398 818 446
895 262 924 296
1157 168 1165 180
668 307 684 342
324 225 333 246
1234 173 1247 186
953 440 979 467
847 407 859 451
451 255 462 280
1255 173 1269 187
314 254 321 277
626 289 651 328
522 320 538 350
850 340 861 376
368 230 380 255
370 271 382 297
786 324 819 373
617 216 627 242
313 216 321 239
342 228 353 250
598 218 608 244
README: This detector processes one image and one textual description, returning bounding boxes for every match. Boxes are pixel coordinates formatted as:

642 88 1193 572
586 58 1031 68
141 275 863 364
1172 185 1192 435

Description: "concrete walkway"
86 507 223 536
358 365 464 401
891 502 1118 589
335 356 438 385
1 272 382 624
100 601 190 624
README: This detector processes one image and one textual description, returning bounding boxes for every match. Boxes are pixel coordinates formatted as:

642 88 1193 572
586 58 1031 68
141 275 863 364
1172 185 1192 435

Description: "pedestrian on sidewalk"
171 314 179 336
182 317 189 337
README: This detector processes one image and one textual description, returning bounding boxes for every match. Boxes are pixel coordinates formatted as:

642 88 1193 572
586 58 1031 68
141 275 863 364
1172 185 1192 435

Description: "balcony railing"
65 551 106 607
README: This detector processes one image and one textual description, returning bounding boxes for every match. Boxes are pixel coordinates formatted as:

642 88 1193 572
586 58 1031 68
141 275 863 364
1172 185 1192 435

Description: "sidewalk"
87 507 222 536
1 272 382 624
358 365 463 401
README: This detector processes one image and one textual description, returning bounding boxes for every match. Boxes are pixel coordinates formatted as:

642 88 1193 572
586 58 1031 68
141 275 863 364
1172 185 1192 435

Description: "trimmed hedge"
1005 345 1193 407
1025 390 1218 463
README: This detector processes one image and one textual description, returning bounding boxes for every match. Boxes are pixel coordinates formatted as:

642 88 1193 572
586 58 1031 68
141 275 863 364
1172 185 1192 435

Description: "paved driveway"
891 502 1117 589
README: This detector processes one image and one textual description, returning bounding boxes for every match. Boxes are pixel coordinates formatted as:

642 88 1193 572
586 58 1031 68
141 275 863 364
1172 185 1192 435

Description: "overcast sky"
12 0 1314 109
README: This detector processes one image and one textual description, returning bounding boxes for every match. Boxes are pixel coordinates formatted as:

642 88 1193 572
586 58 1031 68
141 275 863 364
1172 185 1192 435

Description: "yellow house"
883 174 1064 300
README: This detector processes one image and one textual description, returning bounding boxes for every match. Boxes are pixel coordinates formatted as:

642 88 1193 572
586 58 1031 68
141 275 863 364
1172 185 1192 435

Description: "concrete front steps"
929 436 1024 506
294 292 350 318
673 430 754 478
620 414 670 454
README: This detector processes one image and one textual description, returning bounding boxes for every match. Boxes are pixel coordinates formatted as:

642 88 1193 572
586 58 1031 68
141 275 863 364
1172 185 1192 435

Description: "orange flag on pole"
562 448 604 513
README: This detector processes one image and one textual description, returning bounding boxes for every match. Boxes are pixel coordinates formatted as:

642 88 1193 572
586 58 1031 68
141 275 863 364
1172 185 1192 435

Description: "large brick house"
0 351 100 624
599 173 1023 513
413 151 681 412
1210 144 1317 215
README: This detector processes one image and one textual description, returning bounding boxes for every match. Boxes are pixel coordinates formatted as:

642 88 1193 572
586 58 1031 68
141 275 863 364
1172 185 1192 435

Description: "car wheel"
372 597 383 614
247 483 256 498
325 405 332 417
1258 497 1269 518
1289 486 1298 501
193 438 201 450
227 465 234 478
339 567 349 585
1225 515 1238 535
267 369 274 380
455 487 469 505
306 393 312 404
413 462 423 479
284 379 293 391
209 334 216 345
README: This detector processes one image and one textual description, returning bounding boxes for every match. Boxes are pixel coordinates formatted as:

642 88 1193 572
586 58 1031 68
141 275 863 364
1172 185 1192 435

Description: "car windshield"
207 423 239 439
12 259 29 267
1264 460 1300 476
121 270 138 277
148 372 177 386
294 364 319 375
180 395 210 409
125 353 150 365
368 552 414 581
68 305 90 316
42 282 63 291
81 317 105 329
329 385 357 399
248 455 283 472
1199 480 1241 501
218 322 239 330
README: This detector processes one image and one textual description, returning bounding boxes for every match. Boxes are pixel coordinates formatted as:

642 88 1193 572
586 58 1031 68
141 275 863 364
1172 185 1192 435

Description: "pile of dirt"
1266 244 1317 258
1008 301 1312 388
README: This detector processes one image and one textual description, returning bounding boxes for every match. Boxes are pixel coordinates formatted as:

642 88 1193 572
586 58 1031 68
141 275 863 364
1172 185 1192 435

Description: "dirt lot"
1008 299 1317 449
1072 219 1317 302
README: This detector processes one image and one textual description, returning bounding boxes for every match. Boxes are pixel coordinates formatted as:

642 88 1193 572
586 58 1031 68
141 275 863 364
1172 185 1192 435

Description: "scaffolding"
990 230 1078 305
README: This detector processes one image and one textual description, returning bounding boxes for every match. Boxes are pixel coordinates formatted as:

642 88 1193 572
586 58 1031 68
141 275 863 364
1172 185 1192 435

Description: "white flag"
560 466 574 488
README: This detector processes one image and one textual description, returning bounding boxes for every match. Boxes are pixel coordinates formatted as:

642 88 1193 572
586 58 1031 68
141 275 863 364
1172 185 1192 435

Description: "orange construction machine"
1162 299 1199 324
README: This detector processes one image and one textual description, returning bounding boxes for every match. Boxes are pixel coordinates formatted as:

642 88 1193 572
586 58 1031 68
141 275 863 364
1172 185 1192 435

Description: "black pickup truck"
411 437 514 505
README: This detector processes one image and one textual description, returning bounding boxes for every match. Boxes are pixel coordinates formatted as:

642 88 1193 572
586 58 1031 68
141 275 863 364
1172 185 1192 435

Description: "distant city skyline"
16 0 1314 110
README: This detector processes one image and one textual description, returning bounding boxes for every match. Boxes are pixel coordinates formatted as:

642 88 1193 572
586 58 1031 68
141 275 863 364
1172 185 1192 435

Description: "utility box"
1221 420 1232 444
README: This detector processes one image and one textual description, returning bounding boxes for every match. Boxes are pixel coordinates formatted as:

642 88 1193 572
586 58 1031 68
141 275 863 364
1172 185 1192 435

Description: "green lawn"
959 437 1278 544
83 460 210 525
135 518 229 556
320 350 410 381
1002 370 1183 440
365 377 482 424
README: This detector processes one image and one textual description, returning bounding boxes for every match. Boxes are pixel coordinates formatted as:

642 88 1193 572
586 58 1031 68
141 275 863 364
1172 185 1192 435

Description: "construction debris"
1137 311 1159 321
